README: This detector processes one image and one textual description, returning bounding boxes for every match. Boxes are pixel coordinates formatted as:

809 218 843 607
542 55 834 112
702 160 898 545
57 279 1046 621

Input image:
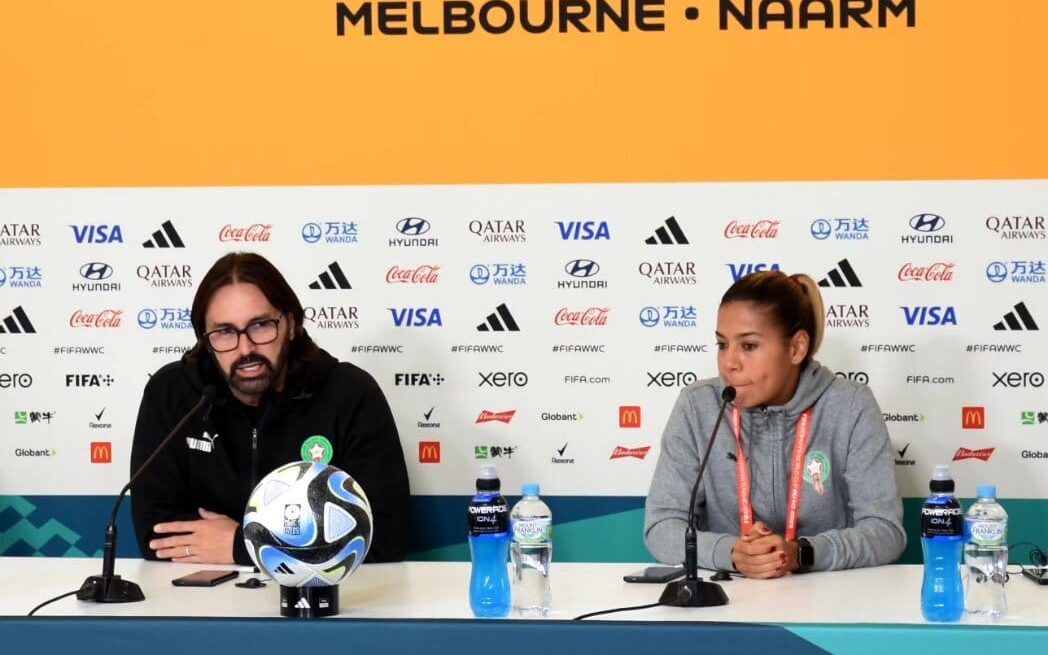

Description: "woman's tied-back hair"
720 271 825 364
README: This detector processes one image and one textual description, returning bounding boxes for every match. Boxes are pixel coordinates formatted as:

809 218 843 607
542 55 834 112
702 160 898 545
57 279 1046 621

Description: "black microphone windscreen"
721 386 737 402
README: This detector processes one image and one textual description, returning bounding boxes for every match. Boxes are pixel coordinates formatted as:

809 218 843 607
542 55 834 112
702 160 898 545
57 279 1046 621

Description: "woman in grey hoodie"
644 271 905 578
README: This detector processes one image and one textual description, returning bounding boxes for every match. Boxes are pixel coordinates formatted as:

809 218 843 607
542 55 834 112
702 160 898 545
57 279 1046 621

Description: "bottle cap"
476 465 500 492
521 483 540 497
929 465 954 493
976 484 997 499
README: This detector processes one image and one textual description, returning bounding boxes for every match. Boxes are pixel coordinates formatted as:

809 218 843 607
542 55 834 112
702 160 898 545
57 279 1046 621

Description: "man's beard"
220 339 290 398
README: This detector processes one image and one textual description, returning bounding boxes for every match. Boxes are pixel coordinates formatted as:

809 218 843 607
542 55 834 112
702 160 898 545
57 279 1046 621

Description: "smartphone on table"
623 566 685 583
171 570 240 587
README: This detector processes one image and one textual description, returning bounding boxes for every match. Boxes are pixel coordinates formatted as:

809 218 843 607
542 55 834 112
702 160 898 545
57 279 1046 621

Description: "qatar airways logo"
386 265 440 284
70 309 123 328
219 224 271 242
554 307 609 327
724 220 780 239
898 262 955 282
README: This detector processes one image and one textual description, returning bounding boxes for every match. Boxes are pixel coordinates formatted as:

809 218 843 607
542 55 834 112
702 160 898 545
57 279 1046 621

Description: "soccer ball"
243 461 372 587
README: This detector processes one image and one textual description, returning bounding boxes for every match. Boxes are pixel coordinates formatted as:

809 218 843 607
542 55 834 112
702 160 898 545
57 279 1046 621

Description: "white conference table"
3 559 1047 655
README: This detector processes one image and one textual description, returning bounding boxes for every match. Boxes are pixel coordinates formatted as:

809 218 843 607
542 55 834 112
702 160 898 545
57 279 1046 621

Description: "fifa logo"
283 504 302 535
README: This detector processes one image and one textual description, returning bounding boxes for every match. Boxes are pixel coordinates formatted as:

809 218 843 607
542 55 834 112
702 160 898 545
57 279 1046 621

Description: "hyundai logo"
79 262 113 281
301 222 322 244
397 217 431 236
565 259 599 278
639 307 660 327
909 213 945 233
985 262 1008 283
810 219 832 240
469 265 491 285
0 269 6 288
137 309 158 329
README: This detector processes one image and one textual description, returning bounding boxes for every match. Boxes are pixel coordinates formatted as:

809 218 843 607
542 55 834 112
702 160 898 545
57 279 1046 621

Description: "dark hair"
185 252 319 373
720 271 825 364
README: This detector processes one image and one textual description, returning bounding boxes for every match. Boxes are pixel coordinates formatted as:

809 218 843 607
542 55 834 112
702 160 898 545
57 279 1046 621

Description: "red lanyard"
732 406 814 541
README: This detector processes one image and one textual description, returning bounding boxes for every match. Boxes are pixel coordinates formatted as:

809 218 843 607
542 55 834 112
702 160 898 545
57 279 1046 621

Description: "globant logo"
639 305 697 328
0 266 43 289
986 261 1046 284
470 263 526 286
985 215 1045 240
810 218 869 241
302 221 359 244
137 307 192 330
1021 450 1048 459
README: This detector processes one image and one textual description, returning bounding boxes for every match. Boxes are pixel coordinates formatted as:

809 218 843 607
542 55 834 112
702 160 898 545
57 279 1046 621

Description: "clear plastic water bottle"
920 465 964 622
965 484 1008 618
468 465 511 618
510 483 553 616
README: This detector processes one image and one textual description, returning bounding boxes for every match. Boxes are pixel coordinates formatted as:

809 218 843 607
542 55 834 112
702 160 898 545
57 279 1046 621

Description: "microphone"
659 385 736 608
77 385 217 603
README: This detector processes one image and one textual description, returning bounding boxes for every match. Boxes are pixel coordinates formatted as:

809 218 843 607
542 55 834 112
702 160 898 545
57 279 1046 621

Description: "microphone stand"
659 386 736 607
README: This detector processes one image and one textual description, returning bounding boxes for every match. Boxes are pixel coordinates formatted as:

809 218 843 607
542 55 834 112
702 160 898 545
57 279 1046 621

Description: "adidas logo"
818 259 862 287
274 562 295 575
294 598 311 609
0 306 36 334
309 262 352 290
142 220 185 248
994 302 1039 331
644 216 689 245
477 303 520 332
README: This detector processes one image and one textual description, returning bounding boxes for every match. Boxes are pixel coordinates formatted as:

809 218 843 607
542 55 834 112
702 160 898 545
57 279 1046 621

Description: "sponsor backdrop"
1 1 1047 567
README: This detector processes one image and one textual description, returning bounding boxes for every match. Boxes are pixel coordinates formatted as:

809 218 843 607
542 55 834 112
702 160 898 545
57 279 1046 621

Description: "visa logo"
389 307 443 327
901 306 958 326
728 263 781 281
70 225 124 244
555 221 610 241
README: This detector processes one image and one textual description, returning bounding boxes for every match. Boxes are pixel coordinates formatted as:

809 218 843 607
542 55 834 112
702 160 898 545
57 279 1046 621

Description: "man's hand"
730 521 796 579
150 508 238 564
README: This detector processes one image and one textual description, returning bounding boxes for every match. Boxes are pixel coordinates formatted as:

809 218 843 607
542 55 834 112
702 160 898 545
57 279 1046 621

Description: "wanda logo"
898 262 955 282
70 309 123 328
386 265 440 284
219 224 272 242
724 220 780 239
554 307 609 326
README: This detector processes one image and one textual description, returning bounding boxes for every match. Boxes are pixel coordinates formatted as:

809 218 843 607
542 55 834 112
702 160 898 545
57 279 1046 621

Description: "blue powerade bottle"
468 465 511 617
921 465 964 622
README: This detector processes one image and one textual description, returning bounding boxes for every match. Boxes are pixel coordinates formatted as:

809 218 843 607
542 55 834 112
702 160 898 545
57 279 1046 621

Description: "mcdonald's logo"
419 441 441 464
962 407 985 430
90 441 112 463
619 406 641 428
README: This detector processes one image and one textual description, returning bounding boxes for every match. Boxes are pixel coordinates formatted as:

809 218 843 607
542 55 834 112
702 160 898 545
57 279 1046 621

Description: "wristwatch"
797 538 814 573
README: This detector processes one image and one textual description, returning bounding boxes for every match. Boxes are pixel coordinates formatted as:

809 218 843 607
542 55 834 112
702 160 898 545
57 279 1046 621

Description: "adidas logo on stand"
994 302 1039 331
644 216 690 245
309 262 352 290
294 598 311 609
477 304 520 332
142 220 185 248
0 306 36 334
818 259 863 287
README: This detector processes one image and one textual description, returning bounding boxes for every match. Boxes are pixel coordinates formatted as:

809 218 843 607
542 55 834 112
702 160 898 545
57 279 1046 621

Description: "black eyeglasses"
203 317 282 353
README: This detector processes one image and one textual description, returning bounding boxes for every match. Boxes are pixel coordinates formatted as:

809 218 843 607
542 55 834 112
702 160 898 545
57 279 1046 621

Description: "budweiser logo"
724 220 780 239
476 410 516 424
953 447 995 462
70 309 123 328
386 265 440 284
219 223 271 242
611 446 651 460
554 307 609 326
898 262 955 282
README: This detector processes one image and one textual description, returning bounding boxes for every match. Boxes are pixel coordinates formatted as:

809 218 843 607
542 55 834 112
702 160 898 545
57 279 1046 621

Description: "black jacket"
129 347 411 565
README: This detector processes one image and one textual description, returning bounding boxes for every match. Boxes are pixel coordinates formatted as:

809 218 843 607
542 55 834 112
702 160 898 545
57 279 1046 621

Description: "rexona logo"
611 446 651 460
554 307 608 326
219 223 271 242
985 215 1046 240
389 217 437 247
69 309 123 328
0 223 42 246
394 372 444 386
993 371 1044 388
810 218 869 241
647 371 697 388
638 261 697 285
303 306 359 329
477 304 519 332
478 371 529 388
468 220 526 243
902 213 952 244
477 410 515 424
386 265 440 284
555 221 610 241
639 305 697 328
91 442 112 464
962 407 986 429
0 306 37 334
818 259 862 287
70 224 123 244
142 221 185 248
724 220 779 239
389 307 443 327
418 441 441 464
901 306 957 326
136 264 193 288
986 261 1046 284
66 373 115 388
993 302 1039 331
825 304 870 328
953 447 994 463
728 263 781 282
898 262 955 282
644 216 689 245
894 443 916 467
301 221 358 245
619 406 641 428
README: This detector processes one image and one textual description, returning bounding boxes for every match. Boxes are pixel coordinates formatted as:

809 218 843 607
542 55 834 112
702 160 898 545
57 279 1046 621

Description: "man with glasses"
129 252 410 565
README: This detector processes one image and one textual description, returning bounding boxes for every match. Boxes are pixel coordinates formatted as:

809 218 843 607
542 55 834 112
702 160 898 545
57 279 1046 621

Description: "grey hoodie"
644 361 906 572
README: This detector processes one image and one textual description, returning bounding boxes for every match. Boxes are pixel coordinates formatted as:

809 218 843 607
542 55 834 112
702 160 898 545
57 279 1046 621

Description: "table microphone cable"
573 601 667 621
28 589 81 617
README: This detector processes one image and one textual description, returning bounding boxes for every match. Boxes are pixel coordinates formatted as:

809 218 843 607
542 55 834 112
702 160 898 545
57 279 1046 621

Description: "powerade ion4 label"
921 500 964 537
469 495 508 535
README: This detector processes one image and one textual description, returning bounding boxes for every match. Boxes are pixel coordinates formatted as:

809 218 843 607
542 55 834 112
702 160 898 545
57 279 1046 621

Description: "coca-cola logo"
724 220 780 239
219 224 272 242
898 262 955 282
70 309 123 328
554 307 609 326
386 265 440 284
953 447 995 462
